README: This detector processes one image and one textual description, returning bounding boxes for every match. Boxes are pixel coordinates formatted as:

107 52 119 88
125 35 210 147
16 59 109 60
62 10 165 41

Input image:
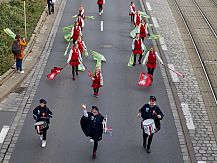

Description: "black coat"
33 105 53 125
80 112 104 141
139 103 164 132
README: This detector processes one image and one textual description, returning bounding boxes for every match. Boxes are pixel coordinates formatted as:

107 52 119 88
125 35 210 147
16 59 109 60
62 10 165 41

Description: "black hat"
92 106 99 111
149 96 156 101
39 99 47 104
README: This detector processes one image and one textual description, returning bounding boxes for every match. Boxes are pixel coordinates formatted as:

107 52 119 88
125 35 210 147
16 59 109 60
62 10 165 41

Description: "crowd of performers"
129 1 164 153
45 1 165 159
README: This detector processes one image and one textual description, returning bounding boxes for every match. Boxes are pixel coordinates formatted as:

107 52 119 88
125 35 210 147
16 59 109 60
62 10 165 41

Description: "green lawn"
0 0 46 75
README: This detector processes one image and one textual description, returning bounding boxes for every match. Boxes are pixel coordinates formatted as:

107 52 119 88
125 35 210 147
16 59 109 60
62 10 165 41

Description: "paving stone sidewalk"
144 0 217 162
0 0 67 162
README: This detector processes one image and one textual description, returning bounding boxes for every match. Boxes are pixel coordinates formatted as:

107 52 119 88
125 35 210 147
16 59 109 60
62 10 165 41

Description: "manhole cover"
13 87 27 93
103 44 112 48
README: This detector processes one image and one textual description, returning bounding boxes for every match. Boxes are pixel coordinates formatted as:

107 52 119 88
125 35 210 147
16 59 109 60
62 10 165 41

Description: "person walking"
67 43 82 80
142 47 163 76
70 21 82 44
134 11 141 26
91 66 103 97
137 96 164 153
132 33 145 66
97 0 105 15
138 19 148 41
12 34 27 73
78 4 85 19
47 0 54 15
33 99 53 148
81 104 105 158
76 15 85 31
75 35 87 57
129 1 136 23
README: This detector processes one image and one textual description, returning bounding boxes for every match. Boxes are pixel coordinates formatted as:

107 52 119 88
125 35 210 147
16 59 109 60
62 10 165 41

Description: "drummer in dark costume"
81 104 105 158
33 99 53 148
67 43 82 80
137 96 164 153
78 4 85 19
138 19 148 41
132 33 145 66
70 21 82 44
76 15 85 31
75 35 87 57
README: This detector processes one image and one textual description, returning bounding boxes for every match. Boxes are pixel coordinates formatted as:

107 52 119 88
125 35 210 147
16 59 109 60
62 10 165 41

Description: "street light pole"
23 0 27 38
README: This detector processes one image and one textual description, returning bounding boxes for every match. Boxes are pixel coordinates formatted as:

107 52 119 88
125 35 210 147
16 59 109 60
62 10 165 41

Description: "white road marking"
161 44 168 51
0 125 10 143
146 2 152 10
198 161 206 163
181 103 195 130
152 17 159 28
168 64 180 82
101 21 103 31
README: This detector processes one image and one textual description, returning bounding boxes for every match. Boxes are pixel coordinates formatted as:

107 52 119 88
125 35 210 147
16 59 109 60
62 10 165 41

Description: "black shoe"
138 61 141 64
132 63 136 66
146 148 151 153
143 143 146 148
92 152 96 159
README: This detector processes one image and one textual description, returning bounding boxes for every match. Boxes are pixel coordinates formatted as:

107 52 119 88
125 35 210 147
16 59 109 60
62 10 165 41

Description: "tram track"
172 0 217 105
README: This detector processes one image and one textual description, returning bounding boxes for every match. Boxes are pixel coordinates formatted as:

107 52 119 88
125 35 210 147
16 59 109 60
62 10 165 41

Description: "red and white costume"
129 3 136 16
132 38 145 55
75 39 87 54
70 26 82 41
67 47 82 66
78 8 85 19
143 50 163 68
97 0 105 5
134 13 141 26
76 17 85 28
91 71 103 88
138 23 148 39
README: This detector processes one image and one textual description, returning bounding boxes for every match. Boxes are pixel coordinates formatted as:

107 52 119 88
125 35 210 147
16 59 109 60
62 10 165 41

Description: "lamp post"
23 0 27 38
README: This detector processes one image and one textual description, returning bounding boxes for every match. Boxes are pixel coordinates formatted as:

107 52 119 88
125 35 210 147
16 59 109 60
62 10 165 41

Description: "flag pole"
23 0 27 38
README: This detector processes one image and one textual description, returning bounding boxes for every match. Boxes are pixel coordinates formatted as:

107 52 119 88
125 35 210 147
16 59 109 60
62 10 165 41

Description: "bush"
0 0 46 75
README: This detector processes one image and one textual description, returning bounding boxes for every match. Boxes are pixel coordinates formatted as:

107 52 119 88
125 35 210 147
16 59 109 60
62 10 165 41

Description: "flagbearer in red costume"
70 21 82 44
76 15 85 31
138 19 148 41
67 43 82 80
75 35 87 57
132 33 145 66
143 47 163 76
91 66 103 97
97 0 105 15
129 1 136 23
78 4 85 19
134 11 141 26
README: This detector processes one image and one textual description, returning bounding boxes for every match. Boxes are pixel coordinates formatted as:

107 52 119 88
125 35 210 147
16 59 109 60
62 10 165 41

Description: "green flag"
90 50 106 62
147 34 161 40
4 28 16 39
86 16 95 20
130 26 139 38
128 54 134 67
139 11 150 18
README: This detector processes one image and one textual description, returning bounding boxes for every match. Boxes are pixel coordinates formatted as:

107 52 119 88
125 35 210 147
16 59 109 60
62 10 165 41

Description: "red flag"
137 72 153 87
47 67 64 80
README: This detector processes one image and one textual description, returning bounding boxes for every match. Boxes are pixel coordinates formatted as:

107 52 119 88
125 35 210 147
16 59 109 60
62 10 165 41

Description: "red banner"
47 67 63 80
137 72 153 87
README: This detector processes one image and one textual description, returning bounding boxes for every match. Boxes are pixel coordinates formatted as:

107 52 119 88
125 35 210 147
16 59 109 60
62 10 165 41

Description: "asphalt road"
10 0 183 162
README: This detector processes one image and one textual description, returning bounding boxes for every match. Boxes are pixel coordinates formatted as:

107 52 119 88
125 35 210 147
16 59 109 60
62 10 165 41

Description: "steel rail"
173 0 217 105
193 0 217 38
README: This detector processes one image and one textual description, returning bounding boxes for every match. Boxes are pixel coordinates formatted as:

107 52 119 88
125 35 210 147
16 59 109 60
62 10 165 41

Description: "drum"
142 119 156 136
34 121 47 134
